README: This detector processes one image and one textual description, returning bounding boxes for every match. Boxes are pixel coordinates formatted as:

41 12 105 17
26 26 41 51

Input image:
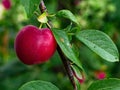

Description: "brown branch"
39 0 77 90
39 0 47 13
39 0 52 28
57 46 77 90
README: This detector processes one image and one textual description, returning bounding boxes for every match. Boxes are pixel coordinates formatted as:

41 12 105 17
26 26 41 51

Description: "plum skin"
14 25 57 65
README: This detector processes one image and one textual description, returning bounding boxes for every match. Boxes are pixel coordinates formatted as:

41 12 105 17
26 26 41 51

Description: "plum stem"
39 0 77 90
39 23 43 29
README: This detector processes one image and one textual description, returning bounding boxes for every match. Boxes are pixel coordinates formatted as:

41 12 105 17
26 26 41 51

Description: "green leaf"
71 64 84 89
76 30 119 62
74 78 81 90
56 10 79 25
20 0 41 17
52 28 83 70
19 80 59 90
71 65 83 81
88 78 120 90
63 23 72 32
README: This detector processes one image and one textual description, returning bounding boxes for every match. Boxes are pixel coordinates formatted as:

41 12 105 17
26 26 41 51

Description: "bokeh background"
0 0 120 90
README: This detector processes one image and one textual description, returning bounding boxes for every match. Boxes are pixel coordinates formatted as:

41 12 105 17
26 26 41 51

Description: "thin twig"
39 0 77 90
39 0 47 13
39 0 52 28
57 46 77 90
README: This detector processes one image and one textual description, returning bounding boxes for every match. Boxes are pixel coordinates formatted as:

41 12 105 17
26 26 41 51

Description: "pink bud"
2 0 11 10
74 0 81 6
95 71 106 80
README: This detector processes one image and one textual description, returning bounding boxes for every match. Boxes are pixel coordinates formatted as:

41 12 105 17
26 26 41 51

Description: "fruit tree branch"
39 0 77 90
39 0 47 13
57 46 77 90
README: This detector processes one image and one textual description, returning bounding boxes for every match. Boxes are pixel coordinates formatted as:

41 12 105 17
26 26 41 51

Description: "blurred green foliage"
0 0 120 90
